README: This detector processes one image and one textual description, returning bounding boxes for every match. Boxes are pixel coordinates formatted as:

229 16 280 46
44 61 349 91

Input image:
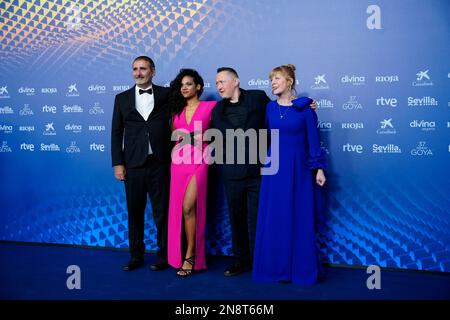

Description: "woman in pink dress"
167 69 216 276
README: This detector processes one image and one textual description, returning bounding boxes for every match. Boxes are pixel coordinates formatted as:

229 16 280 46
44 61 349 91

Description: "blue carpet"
1 242 449 300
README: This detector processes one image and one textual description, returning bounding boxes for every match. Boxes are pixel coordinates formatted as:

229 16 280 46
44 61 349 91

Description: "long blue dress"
253 97 326 285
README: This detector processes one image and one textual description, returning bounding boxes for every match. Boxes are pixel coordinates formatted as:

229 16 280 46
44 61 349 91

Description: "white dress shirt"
135 85 155 154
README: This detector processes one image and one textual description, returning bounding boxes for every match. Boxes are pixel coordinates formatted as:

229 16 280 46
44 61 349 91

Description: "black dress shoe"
122 259 144 271
224 263 251 276
150 260 168 271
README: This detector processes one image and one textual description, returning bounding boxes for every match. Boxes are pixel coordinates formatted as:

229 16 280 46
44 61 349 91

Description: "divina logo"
88 84 106 94
65 124 82 133
0 125 13 133
18 87 36 95
248 78 270 88
311 75 329 90
409 120 436 131
341 75 365 86
412 70 433 86
318 121 332 131
372 144 401 154
407 96 438 107
317 99 334 108
375 75 399 83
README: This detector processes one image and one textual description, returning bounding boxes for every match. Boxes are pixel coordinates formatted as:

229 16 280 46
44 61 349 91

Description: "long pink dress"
168 100 216 270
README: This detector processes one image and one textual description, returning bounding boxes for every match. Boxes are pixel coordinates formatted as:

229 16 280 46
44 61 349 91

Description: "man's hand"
310 98 318 111
114 165 126 181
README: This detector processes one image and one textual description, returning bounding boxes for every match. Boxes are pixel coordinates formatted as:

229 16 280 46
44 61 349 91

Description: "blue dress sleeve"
305 107 326 170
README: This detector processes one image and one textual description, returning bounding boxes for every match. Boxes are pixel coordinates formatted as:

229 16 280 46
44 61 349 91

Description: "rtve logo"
20 143 35 151
42 105 57 113
343 143 363 153
376 97 397 107
90 143 105 152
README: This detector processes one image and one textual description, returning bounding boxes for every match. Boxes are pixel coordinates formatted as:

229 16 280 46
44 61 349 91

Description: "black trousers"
124 155 169 262
223 176 261 266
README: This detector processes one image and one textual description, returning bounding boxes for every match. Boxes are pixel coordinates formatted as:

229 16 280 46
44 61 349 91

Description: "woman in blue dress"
253 64 326 285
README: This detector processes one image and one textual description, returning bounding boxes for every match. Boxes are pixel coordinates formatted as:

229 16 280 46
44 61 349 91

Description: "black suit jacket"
111 84 171 168
211 89 270 180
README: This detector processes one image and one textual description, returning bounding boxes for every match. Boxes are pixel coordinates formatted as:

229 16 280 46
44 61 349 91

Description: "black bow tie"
139 88 153 95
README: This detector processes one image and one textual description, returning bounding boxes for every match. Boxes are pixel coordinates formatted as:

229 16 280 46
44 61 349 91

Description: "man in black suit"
212 67 271 276
111 56 171 271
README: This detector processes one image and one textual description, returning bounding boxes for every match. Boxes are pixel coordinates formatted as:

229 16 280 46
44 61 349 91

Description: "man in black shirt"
212 67 270 276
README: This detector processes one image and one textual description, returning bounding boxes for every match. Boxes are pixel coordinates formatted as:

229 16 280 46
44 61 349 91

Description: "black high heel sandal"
176 256 195 277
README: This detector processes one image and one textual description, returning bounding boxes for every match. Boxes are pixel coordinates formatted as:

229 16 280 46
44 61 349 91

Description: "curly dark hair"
169 68 205 116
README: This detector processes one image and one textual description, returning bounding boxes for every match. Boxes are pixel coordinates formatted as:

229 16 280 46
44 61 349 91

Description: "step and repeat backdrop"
0 0 449 272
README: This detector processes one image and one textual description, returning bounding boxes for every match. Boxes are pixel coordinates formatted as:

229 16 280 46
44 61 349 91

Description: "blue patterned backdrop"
0 0 449 272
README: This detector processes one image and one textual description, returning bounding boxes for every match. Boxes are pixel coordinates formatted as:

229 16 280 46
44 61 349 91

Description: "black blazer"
111 84 171 168
211 89 270 180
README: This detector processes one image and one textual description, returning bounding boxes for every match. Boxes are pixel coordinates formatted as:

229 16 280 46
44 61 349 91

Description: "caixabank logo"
311 75 329 90
376 119 397 135
66 84 80 97
0 86 11 99
412 70 433 87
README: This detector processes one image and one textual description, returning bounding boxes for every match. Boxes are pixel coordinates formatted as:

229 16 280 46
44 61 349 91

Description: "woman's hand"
316 169 326 187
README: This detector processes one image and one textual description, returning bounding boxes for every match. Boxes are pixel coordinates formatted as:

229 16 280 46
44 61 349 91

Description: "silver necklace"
278 104 291 119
